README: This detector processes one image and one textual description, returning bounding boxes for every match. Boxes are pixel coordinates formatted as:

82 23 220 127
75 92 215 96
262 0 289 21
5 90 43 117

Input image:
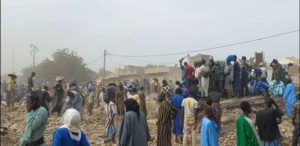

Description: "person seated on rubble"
248 77 270 97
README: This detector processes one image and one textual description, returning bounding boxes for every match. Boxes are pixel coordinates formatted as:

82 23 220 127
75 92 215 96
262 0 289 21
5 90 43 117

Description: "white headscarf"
61 108 81 133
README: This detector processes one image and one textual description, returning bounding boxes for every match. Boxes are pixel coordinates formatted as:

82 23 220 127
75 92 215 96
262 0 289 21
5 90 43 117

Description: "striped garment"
157 100 174 146
20 106 48 146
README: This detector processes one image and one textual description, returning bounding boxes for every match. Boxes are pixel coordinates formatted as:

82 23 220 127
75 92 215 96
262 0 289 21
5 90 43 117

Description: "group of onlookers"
1 53 299 146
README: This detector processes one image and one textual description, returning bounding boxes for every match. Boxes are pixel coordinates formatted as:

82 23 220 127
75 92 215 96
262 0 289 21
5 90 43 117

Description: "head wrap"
61 108 81 133
226 55 233 63
124 98 140 120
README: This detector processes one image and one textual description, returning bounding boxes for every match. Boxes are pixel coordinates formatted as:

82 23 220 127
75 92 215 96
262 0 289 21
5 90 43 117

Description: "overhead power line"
110 54 177 65
109 29 299 58
86 55 104 66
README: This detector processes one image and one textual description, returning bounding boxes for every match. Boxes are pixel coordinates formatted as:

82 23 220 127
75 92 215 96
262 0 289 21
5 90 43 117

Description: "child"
208 91 222 128
104 97 117 143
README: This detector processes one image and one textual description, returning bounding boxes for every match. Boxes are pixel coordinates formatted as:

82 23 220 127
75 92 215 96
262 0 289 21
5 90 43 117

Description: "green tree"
22 48 97 83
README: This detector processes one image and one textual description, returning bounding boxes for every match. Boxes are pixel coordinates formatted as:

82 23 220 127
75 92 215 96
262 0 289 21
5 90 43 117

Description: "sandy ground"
1 97 294 146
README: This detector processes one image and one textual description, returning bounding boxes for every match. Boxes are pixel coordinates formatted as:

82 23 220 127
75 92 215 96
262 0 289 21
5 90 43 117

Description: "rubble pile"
1 97 294 146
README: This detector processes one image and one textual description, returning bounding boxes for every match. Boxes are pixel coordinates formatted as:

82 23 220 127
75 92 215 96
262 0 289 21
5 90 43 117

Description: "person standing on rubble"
184 61 195 89
157 92 175 146
116 83 125 116
240 56 249 97
236 101 260 146
115 82 126 145
7 73 17 111
199 59 210 98
27 72 36 92
20 91 48 146
211 61 224 92
119 98 150 146
138 86 148 117
255 98 283 145
63 84 84 117
86 83 95 116
103 96 117 144
232 55 241 98
171 88 184 144
179 58 187 84
208 56 216 92
270 59 284 82
200 105 219 146
224 55 234 98
283 77 296 118
259 63 268 79
182 91 199 146
160 79 174 99
51 75 64 116
129 88 141 106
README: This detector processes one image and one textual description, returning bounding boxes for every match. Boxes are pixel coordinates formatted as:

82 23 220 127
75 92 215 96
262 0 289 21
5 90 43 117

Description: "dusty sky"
1 0 299 75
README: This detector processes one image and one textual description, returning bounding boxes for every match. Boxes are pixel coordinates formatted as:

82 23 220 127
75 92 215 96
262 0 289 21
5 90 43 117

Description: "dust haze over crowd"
1 0 299 75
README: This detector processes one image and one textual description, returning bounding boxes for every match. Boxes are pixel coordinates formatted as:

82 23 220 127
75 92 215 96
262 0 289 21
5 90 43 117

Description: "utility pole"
11 49 15 72
103 49 107 82
30 44 39 67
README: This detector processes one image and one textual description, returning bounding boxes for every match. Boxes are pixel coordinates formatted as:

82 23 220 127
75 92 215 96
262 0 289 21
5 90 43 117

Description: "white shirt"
181 97 199 119
195 67 201 78
260 67 268 78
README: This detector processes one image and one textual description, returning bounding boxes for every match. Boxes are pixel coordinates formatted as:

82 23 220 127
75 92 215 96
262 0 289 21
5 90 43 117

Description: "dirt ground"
1 97 294 146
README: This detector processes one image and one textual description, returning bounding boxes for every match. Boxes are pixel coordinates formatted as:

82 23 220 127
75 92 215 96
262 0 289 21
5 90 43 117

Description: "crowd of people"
0 54 299 146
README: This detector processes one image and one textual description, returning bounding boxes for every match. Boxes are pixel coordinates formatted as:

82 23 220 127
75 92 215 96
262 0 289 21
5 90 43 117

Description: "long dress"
51 83 64 115
138 91 148 117
171 94 184 136
233 61 241 96
62 90 84 116
157 100 174 146
201 117 219 146
283 83 296 118
236 115 260 146
224 64 233 98
116 89 125 116
119 111 150 146
199 64 210 97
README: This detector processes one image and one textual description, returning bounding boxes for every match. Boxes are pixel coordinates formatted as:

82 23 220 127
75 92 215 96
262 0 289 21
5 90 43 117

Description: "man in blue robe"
201 105 219 146
283 78 296 118
232 55 241 98
171 88 184 143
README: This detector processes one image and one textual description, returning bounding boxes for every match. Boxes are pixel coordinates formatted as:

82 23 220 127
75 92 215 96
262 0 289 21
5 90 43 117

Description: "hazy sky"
1 0 299 75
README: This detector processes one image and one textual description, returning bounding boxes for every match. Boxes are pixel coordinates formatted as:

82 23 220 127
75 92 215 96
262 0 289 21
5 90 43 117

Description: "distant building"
278 56 300 74
104 65 181 83
144 67 181 82
255 51 264 65
105 65 144 82
188 54 211 66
